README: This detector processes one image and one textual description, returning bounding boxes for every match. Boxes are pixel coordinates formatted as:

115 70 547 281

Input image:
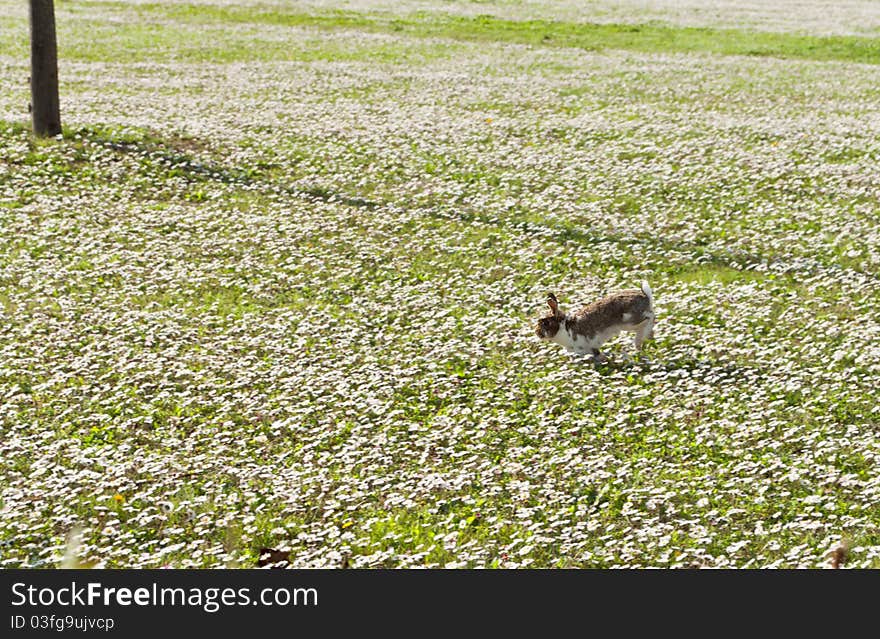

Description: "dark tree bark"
29 0 61 137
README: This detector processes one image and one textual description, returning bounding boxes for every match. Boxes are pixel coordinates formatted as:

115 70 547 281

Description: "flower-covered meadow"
1 1 878 568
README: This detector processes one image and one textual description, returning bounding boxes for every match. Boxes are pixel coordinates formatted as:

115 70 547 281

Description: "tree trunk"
30 0 61 137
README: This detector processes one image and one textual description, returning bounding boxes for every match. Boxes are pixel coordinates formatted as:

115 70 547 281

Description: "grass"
1 1 879 569
4 3 880 64
90 3 880 64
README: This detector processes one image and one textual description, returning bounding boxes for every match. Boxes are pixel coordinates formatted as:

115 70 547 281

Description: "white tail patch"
538 282 657 358
641 280 654 309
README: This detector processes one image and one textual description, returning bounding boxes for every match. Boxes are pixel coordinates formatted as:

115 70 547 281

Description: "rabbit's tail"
640 280 654 309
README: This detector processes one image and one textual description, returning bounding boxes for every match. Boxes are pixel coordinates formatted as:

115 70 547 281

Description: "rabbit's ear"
547 293 560 316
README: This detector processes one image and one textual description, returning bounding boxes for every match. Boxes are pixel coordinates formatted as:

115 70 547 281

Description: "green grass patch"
671 264 766 285
5 3 880 64
46 3 880 65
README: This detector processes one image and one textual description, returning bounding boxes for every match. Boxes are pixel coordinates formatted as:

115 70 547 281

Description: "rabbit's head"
535 293 564 339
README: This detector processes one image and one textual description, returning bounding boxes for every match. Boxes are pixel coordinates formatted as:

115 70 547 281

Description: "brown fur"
535 284 656 358
535 314 561 339
566 289 651 340
535 293 564 339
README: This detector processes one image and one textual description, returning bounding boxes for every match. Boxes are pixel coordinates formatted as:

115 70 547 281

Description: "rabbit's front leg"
591 348 609 363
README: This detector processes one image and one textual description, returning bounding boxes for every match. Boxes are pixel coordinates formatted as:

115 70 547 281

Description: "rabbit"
535 281 655 361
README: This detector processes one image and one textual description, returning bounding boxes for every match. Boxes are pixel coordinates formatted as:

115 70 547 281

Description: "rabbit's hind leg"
634 318 654 351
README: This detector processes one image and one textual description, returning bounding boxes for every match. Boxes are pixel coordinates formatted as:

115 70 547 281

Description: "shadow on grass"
66 125 384 210
568 351 766 382
31 124 873 284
